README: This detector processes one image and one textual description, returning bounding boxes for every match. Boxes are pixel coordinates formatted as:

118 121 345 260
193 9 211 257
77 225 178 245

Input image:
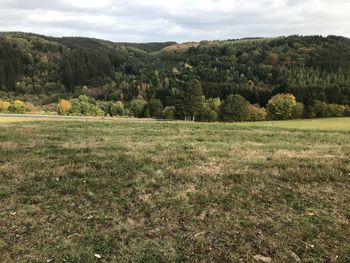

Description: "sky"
0 0 349 43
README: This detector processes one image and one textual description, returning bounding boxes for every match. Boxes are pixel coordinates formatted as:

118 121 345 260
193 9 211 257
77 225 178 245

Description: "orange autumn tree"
57 99 71 115
0 100 10 112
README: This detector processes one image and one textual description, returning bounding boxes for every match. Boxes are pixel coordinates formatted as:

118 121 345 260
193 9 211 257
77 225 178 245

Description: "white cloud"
68 0 113 9
0 0 349 42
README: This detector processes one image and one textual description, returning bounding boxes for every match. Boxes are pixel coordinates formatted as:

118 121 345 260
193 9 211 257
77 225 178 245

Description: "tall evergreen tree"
181 79 204 121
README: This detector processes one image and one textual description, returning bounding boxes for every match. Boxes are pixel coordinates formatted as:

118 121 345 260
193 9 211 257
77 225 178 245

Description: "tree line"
1 33 350 120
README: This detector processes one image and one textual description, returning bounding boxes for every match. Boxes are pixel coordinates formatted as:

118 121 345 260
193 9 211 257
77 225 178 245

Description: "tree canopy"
1 32 350 120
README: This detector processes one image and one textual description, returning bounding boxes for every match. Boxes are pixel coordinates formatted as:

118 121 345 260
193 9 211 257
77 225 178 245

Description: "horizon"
1 31 348 44
0 0 349 42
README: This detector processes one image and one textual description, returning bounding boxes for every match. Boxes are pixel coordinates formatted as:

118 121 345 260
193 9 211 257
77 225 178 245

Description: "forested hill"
1 32 350 107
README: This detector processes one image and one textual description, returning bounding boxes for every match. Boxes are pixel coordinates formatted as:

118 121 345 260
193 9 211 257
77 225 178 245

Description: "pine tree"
182 79 204 121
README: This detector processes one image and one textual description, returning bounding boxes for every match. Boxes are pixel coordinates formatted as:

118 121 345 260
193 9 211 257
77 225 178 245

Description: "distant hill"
1 32 350 107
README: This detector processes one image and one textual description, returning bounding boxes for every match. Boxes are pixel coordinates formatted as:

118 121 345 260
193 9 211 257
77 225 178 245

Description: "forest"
1 32 350 121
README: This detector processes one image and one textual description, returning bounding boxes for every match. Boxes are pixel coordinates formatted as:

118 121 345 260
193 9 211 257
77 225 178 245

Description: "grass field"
1 118 350 262
237 117 350 131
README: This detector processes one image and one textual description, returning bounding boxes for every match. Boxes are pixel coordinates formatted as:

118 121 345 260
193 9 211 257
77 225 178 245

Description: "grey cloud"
0 0 349 42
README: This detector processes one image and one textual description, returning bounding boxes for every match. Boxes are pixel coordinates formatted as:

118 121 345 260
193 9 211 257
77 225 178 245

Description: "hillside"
1 32 350 108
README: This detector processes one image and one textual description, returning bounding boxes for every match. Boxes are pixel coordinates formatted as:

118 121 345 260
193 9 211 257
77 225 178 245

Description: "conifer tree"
181 79 204 121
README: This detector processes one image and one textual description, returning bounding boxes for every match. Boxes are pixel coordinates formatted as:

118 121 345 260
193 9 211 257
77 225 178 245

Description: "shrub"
207 98 221 113
8 100 26 114
266 93 297 120
24 102 38 112
69 99 82 116
0 100 10 112
220 94 250 122
207 110 219 122
68 96 104 116
202 109 219 122
344 106 350 117
110 101 125 116
328 104 345 117
292 102 304 119
143 108 151 118
303 105 316 119
130 96 146 118
313 100 329 118
313 100 346 118
57 99 71 115
199 97 221 122
96 101 112 116
162 106 176 120
246 104 267 121
42 103 57 113
149 99 163 118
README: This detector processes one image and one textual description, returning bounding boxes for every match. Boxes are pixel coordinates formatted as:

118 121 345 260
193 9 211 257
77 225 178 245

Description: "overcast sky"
0 0 349 43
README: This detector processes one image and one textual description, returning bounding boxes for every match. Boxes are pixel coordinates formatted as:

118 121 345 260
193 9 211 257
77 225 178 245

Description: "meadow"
0 117 349 262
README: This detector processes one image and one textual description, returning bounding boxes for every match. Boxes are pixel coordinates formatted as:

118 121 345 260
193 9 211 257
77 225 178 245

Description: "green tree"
149 99 163 118
199 97 221 122
130 96 146 118
181 80 204 121
220 94 250 122
69 95 104 116
110 101 125 116
266 94 297 120
207 98 221 113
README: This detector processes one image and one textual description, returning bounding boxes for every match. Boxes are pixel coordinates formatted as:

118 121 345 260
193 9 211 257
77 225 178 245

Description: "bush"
199 97 221 122
199 106 218 122
96 101 112 116
266 94 297 120
162 106 176 120
303 105 316 119
313 100 329 118
246 104 267 121
313 100 346 118
149 99 163 118
130 96 146 118
207 110 219 122
292 102 304 119
0 100 10 112
24 102 38 112
110 101 125 116
328 104 345 117
207 98 221 113
57 99 71 115
344 106 350 117
203 109 219 122
8 100 26 114
68 96 104 116
220 94 250 122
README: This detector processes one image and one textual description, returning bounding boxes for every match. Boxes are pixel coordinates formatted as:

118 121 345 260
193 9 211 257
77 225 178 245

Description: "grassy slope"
237 118 350 131
0 119 349 262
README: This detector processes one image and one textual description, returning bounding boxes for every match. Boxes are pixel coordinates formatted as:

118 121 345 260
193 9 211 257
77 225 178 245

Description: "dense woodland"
1 32 350 120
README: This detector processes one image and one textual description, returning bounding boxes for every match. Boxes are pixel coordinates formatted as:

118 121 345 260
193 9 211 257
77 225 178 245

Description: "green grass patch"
0 118 349 262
